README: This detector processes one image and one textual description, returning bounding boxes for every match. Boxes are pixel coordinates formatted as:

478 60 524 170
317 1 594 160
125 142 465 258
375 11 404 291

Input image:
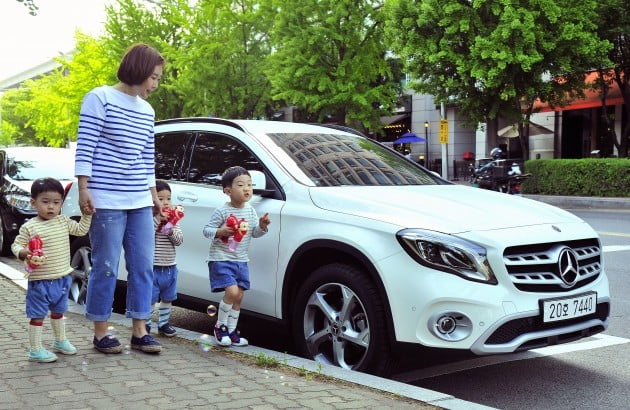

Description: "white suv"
63 118 610 376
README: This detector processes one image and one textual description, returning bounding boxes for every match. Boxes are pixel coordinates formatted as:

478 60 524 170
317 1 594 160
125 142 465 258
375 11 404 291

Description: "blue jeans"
85 207 155 322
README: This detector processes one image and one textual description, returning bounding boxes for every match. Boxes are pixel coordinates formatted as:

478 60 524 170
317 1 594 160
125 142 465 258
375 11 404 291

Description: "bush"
522 158 630 197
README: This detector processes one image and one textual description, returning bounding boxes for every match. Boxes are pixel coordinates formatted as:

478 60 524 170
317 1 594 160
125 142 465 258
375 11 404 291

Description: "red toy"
25 235 46 273
221 214 249 251
157 205 185 234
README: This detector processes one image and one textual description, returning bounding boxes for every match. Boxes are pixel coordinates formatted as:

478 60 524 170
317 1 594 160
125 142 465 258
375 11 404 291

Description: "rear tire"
291 263 392 376
69 236 91 305
68 235 126 313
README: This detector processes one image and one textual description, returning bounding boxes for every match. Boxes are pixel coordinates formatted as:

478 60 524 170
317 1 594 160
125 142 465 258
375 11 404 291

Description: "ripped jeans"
85 207 154 322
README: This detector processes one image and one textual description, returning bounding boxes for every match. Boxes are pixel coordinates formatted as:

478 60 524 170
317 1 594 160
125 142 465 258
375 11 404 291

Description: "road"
396 209 630 409
2 209 628 409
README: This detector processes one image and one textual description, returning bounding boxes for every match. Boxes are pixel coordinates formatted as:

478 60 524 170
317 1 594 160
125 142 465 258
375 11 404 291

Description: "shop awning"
380 113 410 125
534 71 624 112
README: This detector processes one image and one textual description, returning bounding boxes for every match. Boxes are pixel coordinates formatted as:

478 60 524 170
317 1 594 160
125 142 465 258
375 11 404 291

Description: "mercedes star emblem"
558 247 579 287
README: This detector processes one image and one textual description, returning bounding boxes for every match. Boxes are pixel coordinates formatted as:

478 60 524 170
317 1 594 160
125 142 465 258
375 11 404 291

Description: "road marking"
602 245 630 253
392 334 630 383
599 231 630 238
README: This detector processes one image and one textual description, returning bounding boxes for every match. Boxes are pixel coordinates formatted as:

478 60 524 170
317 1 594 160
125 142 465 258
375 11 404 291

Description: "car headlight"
396 229 497 284
6 193 35 212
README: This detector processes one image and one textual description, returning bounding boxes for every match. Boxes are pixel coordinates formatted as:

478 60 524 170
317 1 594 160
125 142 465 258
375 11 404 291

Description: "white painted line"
602 245 630 253
393 334 629 383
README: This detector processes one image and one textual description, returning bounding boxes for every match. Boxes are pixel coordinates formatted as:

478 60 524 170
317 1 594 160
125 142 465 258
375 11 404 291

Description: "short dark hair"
31 177 64 199
117 43 165 86
156 179 171 193
221 166 250 188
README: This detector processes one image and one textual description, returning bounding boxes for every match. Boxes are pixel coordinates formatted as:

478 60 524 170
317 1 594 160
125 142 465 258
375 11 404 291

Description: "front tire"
291 263 392 376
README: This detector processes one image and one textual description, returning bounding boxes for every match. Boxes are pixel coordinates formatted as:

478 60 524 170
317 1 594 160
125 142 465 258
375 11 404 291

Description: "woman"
75 43 164 354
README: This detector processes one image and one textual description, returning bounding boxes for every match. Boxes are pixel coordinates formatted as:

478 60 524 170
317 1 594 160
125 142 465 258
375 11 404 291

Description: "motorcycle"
470 157 530 195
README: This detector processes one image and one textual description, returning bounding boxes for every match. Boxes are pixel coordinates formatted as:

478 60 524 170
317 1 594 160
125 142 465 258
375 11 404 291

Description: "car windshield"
266 132 437 186
7 154 75 181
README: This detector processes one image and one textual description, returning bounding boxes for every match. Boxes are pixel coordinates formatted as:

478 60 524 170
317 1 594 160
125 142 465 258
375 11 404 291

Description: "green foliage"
266 0 401 130
522 158 630 197
3 34 116 147
0 87 37 146
104 0 191 119
384 0 611 137
168 0 276 118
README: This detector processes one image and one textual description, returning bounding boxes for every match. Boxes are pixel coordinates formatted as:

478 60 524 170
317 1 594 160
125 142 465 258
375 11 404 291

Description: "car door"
163 126 283 317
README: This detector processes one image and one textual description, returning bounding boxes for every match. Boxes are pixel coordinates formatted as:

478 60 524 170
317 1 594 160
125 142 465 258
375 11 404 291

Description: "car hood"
309 184 582 234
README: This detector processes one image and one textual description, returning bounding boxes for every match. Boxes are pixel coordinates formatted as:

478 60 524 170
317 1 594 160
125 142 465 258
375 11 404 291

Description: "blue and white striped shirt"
75 85 156 209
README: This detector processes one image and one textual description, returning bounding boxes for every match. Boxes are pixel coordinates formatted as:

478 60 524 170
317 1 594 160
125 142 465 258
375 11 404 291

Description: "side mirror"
250 170 275 197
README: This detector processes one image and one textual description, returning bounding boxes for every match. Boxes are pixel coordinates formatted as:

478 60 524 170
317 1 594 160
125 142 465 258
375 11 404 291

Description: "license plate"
541 292 597 323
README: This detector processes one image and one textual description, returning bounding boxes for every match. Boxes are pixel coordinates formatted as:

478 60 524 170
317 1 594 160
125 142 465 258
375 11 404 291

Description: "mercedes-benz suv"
62 118 610 376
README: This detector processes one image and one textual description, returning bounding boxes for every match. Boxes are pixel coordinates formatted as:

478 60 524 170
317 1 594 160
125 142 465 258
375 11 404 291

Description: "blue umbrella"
393 132 425 144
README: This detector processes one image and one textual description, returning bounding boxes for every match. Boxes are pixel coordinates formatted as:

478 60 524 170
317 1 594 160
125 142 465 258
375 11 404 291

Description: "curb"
523 194 630 210
0 261 496 410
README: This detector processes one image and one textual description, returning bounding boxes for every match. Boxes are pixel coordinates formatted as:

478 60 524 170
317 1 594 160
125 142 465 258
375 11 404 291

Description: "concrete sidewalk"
0 263 493 410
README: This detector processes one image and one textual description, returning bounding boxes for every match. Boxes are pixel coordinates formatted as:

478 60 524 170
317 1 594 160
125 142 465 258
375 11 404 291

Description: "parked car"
62 118 610 376
0 147 76 255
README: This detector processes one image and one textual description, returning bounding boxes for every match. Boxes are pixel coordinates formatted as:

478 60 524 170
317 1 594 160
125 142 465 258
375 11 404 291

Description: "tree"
167 0 276 118
4 34 115 147
266 0 401 130
594 0 629 158
103 0 189 119
0 87 38 146
384 0 610 158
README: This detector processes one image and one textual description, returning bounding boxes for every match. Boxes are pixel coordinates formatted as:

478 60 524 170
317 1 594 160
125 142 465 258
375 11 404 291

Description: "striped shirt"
74 85 156 210
153 216 183 266
203 203 267 262
11 215 92 280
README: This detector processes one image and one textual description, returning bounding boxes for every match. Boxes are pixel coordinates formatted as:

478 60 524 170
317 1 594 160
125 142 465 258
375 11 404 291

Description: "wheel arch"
281 239 395 343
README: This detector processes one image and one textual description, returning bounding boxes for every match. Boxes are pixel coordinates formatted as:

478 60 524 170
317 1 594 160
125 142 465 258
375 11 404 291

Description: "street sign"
439 119 448 144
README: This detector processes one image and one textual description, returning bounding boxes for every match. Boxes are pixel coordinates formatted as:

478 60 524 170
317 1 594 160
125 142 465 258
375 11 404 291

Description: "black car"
0 147 75 255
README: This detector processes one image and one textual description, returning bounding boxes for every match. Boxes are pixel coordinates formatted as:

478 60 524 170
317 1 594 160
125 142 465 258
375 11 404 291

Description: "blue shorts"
25 275 71 319
152 265 179 304
208 261 250 292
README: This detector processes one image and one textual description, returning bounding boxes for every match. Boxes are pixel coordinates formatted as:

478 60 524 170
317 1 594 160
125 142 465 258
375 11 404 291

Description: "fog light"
429 311 472 342
437 316 457 334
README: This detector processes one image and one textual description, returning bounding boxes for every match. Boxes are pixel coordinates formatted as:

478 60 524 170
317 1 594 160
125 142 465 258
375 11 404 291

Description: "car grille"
485 302 609 345
503 239 601 292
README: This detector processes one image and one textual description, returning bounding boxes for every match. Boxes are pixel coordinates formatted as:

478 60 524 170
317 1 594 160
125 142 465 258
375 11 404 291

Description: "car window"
187 132 263 186
266 132 437 186
155 131 195 181
7 153 75 181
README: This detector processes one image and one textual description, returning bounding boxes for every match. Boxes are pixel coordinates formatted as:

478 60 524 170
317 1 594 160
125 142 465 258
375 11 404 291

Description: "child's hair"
156 179 171 193
221 166 250 188
31 177 64 199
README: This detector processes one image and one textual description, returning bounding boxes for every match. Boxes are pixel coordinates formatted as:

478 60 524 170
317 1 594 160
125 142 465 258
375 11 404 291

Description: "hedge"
521 158 630 197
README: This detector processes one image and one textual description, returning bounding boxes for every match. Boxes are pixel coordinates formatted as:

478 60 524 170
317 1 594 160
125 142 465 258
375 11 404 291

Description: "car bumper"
379 250 611 353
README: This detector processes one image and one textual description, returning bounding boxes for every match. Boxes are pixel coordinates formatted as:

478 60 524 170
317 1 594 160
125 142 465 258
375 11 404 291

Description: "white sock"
28 323 43 351
227 309 240 333
158 302 172 327
217 300 232 327
51 317 66 341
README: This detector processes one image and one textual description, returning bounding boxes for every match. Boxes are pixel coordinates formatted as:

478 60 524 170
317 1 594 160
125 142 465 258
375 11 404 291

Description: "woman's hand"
78 187 95 215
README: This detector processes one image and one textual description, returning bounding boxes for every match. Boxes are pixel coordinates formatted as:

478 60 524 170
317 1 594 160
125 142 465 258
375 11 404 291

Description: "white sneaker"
229 330 248 347
214 325 231 346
